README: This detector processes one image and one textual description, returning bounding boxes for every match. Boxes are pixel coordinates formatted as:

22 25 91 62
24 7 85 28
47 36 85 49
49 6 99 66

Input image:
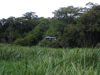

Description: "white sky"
0 0 100 19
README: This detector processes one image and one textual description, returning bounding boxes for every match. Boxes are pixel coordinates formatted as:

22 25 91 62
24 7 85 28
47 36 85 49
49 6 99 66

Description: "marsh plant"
0 44 100 75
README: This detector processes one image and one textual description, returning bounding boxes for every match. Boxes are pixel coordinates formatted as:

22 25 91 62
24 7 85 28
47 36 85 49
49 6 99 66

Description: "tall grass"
0 43 100 75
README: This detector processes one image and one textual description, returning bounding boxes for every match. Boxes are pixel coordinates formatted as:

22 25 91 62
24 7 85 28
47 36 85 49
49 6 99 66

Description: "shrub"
13 38 27 46
95 43 100 48
39 39 61 48
13 34 38 46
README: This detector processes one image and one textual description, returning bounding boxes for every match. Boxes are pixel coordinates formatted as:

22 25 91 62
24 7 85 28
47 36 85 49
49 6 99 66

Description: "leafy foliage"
0 2 100 48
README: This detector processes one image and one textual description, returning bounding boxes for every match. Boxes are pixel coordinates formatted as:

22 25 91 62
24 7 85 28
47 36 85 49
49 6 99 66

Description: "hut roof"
45 36 57 39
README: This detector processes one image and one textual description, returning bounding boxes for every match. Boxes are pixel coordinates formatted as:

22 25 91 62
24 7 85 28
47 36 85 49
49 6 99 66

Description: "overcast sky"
0 0 100 19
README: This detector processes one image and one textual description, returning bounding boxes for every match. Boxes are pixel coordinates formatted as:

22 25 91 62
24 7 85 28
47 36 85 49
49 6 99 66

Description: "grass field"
0 44 100 75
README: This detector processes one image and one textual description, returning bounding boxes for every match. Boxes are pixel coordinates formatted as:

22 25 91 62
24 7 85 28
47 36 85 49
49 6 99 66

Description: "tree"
53 6 86 24
23 12 38 20
0 21 2 42
86 2 99 8
45 19 66 36
14 18 50 46
76 5 100 47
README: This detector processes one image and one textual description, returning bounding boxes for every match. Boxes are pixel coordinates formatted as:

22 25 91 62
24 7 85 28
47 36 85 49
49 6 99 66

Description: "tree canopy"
0 2 100 48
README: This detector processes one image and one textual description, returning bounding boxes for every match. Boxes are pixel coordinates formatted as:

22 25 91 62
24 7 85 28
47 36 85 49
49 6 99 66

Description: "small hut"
45 36 57 41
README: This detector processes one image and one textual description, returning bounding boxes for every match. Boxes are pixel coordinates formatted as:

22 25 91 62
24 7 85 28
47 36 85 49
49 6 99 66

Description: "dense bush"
1 3 100 48
39 39 62 48
13 33 39 46
13 38 27 46
95 43 100 48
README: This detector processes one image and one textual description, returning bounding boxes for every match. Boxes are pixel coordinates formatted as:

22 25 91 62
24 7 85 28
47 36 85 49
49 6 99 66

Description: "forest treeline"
0 2 100 48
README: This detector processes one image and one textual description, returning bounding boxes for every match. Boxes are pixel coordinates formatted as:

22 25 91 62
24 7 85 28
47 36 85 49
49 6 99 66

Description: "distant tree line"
0 2 100 48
